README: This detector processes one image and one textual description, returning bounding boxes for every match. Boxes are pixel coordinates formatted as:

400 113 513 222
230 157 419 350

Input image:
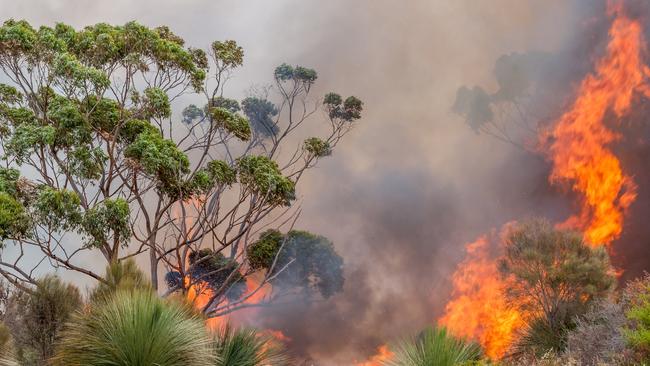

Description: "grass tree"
52 289 214 366
0 19 362 317
385 327 481 366
213 325 290 366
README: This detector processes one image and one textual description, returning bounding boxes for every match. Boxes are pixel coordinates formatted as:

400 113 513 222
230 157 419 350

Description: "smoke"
4 0 650 364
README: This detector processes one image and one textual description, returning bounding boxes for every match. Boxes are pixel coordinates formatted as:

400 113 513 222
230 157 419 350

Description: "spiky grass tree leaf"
214 325 290 366
385 327 481 366
52 290 214 366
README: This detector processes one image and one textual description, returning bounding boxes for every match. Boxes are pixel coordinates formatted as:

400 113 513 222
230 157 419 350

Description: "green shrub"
4 275 81 364
624 273 650 363
0 322 18 366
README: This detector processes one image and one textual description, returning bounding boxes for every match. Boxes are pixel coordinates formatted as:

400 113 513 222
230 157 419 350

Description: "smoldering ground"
3 0 650 364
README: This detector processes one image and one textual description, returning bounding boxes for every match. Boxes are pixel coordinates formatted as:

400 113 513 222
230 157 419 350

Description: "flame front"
355 345 394 366
441 1 649 359
438 237 525 359
545 1 648 246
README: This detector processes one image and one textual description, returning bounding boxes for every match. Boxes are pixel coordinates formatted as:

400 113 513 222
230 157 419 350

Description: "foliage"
90 259 151 303
623 273 650 363
187 249 246 301
499 219 615 354
452 86 494 132
304 137 331 157
213 325 290 366
564 300 631 366
81 198 131 249
0 193 28 241
236 156 295 206
323 93 364 121
0 18 362 319
241 97 278 138
0 322 18 366
209 107 251 141
384 326 482 366
247 230 344 298
515 316 571 357
52 290 214 366
4 276 81 365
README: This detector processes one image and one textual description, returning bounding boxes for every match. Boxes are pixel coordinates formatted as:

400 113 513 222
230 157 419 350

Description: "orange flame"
186 279 228 331
545 1 648 246
439 236 526 359
355 345 394 366
441 2 648 359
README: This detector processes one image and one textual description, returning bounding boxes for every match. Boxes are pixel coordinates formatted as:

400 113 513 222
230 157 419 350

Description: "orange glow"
186 279 228 331
265 329 292 343
438 236 526 359
544 1 647 246
355 345 394 366
441 3 647 360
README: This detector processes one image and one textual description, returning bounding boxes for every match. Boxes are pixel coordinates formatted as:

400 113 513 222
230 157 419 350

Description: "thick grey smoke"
4 0 649 364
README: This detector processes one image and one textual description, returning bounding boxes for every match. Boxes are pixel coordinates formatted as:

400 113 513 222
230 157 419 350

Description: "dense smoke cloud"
5 0 650 364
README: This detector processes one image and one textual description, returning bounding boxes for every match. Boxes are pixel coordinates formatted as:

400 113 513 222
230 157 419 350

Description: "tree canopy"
0 19 363 317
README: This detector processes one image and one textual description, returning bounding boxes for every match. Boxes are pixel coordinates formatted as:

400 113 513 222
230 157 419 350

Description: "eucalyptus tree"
0 20 362 316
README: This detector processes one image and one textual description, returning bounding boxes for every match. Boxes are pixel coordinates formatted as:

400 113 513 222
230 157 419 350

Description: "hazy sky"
0 1 587 363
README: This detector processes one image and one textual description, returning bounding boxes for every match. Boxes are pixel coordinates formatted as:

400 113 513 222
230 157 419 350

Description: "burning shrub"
499 219 616 356
385 326 481 366
213 325 290 366
52 290 214 366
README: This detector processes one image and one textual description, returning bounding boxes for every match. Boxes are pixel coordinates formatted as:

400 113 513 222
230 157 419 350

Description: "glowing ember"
544 1 647 246
438 236 525 359
355 344 394 366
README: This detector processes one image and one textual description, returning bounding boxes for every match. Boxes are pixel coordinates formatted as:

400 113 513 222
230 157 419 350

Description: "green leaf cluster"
236 155 295 206
211 40 244 68
324 92 363 121
209 107 251 141
247 229 344 298
274 63 317 84
304 137 331 157
124 128 190 197
0 192 29 241
81 198 131 249
241 97 279 138
0 168 31 241
33 187 82 232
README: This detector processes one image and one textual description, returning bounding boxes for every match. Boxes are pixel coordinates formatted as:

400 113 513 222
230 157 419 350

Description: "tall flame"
438 237 526 359
545 1 648 246
441 1 648 359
